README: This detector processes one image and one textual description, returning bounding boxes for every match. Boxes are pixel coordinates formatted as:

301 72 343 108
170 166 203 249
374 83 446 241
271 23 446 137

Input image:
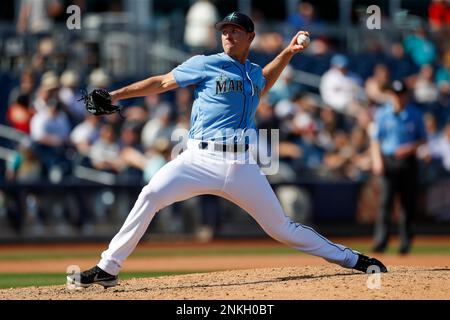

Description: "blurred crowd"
5 66 192 185
1 0 450 238
3 0 450 187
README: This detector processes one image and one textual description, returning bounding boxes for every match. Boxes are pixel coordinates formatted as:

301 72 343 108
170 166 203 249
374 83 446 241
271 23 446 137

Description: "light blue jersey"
173 53 266 144
373 103 426 156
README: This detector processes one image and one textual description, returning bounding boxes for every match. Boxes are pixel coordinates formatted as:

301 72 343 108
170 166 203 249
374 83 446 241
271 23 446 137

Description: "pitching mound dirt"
1 266 449 300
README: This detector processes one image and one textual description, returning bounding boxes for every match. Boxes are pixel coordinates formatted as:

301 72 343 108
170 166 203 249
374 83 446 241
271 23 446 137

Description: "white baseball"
296 34 310 48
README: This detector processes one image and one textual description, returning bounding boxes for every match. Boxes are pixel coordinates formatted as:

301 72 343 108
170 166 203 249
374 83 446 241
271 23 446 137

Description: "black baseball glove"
79 89 121 116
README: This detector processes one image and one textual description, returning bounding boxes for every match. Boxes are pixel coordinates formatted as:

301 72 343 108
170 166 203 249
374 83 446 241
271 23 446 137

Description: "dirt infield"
1 237 450 299
1 266 449 300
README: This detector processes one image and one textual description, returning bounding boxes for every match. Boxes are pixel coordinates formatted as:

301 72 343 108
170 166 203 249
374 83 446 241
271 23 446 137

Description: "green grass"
0 246 298 261
0 244 448 261
0 271 198 289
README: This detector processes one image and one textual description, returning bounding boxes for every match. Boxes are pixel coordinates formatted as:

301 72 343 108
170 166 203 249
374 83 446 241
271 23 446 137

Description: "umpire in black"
370 80 427 254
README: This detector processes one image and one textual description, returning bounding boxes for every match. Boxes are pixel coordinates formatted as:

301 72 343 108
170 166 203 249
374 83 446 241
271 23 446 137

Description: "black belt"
198 141 249 153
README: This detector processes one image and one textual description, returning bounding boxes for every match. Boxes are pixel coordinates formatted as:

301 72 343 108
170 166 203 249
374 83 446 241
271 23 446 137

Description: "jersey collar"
220 52 250 69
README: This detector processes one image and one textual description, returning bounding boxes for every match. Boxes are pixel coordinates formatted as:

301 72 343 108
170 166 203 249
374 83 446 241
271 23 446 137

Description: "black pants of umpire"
374 155 419 253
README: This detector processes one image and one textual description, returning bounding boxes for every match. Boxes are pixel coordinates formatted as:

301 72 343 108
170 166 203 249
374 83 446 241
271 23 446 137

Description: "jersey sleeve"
172 55 206 88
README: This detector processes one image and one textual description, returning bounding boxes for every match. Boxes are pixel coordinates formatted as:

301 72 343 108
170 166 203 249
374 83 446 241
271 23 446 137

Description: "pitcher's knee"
266 224 296 246
266 219 309 247
139 185 166 211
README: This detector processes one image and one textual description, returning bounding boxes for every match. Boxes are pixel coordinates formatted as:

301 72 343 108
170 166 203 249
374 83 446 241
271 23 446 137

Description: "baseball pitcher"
69 12 387 288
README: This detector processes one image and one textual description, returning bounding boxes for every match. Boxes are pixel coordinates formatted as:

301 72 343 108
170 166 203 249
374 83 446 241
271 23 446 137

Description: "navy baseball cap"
215 12 254 33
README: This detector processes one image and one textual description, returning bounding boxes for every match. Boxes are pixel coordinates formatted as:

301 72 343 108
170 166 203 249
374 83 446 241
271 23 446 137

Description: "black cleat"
67 266 118 288
353 253 388 273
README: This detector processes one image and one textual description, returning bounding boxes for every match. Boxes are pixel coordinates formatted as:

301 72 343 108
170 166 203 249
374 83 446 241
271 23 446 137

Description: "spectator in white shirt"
70 115 100 157
29 99 71 178
320 54 362 115
30 99 70 148
414 64 439 105
141 105 175 150
184 0 219 52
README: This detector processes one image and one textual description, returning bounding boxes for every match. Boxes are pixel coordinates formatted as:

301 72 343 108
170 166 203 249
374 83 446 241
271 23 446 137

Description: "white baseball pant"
98 139 358 275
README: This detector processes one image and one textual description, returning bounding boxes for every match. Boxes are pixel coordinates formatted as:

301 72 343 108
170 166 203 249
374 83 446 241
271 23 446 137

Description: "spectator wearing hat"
319 54 363 117
88 68 110 91
29 95 71 180
29 71 72 179
184 0 219 53
370 80 427 254
33 70 60 113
